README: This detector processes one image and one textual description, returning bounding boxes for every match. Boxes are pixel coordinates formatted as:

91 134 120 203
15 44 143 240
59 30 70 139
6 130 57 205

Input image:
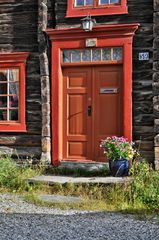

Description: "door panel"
63 65 123 162
93 66 123 161
63 67 92 160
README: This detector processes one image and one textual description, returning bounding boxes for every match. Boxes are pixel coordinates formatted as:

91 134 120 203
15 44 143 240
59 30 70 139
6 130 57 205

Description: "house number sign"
139 52 149 61
86 38 97 47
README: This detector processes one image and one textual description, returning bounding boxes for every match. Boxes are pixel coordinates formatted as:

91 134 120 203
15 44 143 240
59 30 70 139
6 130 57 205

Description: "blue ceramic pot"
109 159 130 177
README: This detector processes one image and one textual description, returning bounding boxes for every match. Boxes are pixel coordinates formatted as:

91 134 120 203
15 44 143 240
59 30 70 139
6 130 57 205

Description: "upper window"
75 0 120 7
0 52 29 132
66 0 127 17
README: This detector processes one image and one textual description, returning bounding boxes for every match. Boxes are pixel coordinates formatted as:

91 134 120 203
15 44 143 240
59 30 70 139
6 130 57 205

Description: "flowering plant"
100 136 136 161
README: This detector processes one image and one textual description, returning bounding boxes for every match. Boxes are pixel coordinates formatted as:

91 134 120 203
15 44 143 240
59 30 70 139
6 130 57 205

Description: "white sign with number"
139 52 149 61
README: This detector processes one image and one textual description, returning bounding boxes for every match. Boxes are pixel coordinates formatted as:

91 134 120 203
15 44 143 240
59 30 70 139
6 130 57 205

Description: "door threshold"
61 159 107 164
60 160 109 169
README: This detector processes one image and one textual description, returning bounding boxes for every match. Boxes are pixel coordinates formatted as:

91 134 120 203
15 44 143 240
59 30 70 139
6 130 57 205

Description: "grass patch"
24 162 159 216
0 154 43 192
0 155 158 218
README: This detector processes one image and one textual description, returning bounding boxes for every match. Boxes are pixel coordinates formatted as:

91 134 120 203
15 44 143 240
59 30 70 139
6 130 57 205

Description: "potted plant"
100 136 137 177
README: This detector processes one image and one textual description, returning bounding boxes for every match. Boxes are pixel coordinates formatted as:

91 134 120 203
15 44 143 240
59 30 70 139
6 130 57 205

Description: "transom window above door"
66 0 127 17
62 47 123 64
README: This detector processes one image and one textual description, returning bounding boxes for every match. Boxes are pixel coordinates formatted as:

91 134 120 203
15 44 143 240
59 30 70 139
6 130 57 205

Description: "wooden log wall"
154 0 159 169
0 0 41 161
50 0 154 163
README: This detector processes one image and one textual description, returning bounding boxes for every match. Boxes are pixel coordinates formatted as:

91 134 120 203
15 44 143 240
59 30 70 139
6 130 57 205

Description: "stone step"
28 175 131 185
59 161 109 171
46 161 109 177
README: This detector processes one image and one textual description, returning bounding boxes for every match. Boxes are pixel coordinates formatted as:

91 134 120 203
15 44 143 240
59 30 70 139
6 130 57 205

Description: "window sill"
0 123 27 132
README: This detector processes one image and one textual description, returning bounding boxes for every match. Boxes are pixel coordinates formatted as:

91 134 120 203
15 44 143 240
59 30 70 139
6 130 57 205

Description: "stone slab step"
59 161 109 171
28 175 131 185
38 194 82 203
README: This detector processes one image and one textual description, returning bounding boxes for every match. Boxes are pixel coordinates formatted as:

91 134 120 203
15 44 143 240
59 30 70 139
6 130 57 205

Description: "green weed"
0 154 43 192
0 154 158 216
24 161 159 214
130 161 159 210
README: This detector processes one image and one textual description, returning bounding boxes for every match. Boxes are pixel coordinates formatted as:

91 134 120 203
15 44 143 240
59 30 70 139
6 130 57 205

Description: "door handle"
88 105 92 116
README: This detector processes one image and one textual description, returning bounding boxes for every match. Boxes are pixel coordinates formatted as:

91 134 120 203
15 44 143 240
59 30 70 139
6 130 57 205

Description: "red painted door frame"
46 23 139 166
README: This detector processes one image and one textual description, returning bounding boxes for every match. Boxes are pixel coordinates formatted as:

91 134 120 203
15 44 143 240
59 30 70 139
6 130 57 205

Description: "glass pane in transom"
63 50 71 63
92 49 101 61
82 49 91 62
72 50 81 62
113 47 123 60
102 48 111 61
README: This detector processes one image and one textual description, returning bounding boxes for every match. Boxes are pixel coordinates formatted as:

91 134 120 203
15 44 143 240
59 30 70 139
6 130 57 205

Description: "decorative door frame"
47 23 139 166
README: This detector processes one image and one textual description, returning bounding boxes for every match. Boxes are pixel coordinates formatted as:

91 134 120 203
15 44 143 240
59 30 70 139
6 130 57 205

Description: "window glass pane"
0 96 7 108
82 49 91 62
9 82 19 99
85 0 93 5
63 50 71 63
110 0 120 3
9 110 18 121
76 0 84 6
102 48 111 61
72 50 81 62
0 110 7 121
92 49 101 61
9 95 18 108
99 0 120 4
0 83 7 95
8 69 19 82
113 47 123 60
99 0 109 4
0 72 8 109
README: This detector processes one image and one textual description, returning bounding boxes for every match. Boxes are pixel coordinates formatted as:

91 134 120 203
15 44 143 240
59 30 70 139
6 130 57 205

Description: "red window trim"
0 52 29 132
66 0 127 17
47 23 139 166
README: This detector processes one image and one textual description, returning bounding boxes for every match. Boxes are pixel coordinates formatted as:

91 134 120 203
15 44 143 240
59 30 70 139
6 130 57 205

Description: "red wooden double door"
62 65 123 162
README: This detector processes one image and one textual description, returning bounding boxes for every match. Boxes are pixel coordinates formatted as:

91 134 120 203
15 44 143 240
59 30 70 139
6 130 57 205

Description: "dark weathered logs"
0 0 41 161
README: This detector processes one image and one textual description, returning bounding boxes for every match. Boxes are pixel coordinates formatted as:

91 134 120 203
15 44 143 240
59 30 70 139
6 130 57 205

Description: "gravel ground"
0 193 159 240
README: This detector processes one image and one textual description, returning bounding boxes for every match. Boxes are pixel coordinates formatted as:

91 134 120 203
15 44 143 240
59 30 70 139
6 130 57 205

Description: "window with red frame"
0 52 29 132
66 0 127 17
0 68 19 122
75 0 120 7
